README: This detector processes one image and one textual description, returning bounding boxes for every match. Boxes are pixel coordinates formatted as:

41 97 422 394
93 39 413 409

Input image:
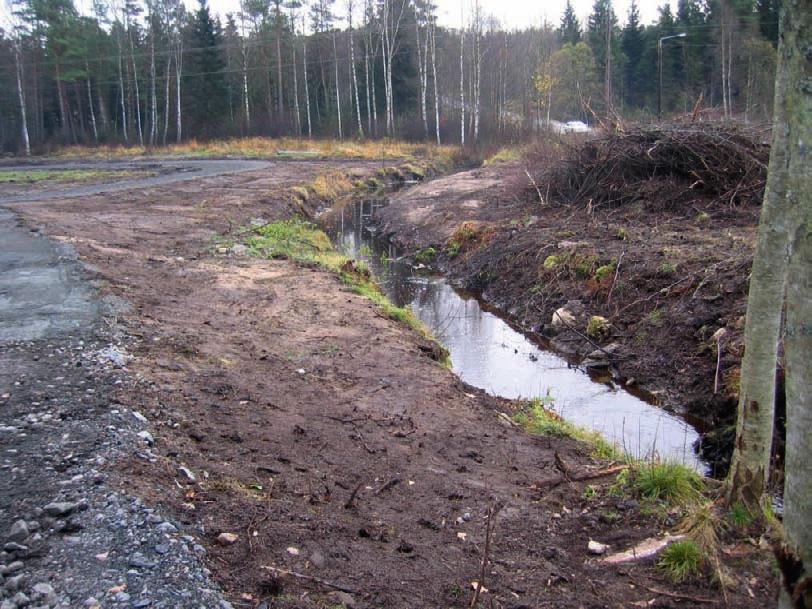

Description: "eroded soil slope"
8 160 773 608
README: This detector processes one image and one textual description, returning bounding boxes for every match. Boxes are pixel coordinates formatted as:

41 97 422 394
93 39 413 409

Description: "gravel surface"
0 209 232 609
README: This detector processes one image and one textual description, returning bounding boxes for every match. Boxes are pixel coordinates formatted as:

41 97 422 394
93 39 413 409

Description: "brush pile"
535 125 770 209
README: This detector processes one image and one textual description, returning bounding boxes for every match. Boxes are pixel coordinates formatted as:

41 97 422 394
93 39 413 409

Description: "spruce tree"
558 0 581 45
186 0 227 137
621 0 643 108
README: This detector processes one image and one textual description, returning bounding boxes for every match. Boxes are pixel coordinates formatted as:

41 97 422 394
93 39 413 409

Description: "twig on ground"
470 503 502 608
260 566 356 594
374 478 401 495
344 481 364 509
607 250 625 304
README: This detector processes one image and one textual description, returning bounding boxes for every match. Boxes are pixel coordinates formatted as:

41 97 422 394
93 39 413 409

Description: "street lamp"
658 32 687 119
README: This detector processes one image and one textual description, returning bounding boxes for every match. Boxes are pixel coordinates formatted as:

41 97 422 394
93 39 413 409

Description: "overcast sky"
2 0 663 31
200 0 662 29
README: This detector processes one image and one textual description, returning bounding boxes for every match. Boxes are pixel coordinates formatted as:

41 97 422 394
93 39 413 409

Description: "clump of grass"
514 397 622 460
445 222 483 258
633 462 703 505
644 308 664 327
593 262 616 282
305 171 355 201
658 540 704 583
543 254 563 270
414 247 437 264
657 261 678 277
483 146 522 165
728 501 754 528
586 315 610 339
572 253 598 278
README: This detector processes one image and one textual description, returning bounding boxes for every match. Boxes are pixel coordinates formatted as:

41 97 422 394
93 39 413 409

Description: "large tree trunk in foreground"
725 0 795 513
778 2 811 606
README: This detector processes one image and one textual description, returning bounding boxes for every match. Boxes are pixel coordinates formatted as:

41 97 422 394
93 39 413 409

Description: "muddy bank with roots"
375 130 768 476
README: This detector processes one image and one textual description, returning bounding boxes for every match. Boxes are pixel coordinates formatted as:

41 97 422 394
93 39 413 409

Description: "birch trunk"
175 38 183 142
118 48 128 142
292 43 301 136
163 53 171 144
149 27 157 145
13 43 31 156
777 2 811 605
303 37 312 138
333 33 342 139
348 19 363 138
363 13 372 134
86 74 98 143
129 29 144 146
725 0 794 513
430 18 440 145
459 21 465 146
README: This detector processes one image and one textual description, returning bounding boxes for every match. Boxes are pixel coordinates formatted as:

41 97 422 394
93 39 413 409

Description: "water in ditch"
322 199 707 473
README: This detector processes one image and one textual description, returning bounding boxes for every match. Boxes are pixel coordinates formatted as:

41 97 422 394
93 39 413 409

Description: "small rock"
31 583 55 604
43 502 77 517
113 592 130 603
4 574 25 592
328 591 356 608
128 553 156 569
0 599 16 609
2 561 24 575
133 600 152 608
154 543 170 555
218 602 233 609
131 411 148 423
10 593 28 607
230 244 248 256
3 543 27 553
136 431 154 446
156 522 177 534
217 533 238 545
286 546 299 556
309 551 325 569
177 467 196 482
587 539 610 555
7 521 29 543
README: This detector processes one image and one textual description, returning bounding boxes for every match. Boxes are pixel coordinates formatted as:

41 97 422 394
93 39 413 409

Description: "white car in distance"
562 120 592 133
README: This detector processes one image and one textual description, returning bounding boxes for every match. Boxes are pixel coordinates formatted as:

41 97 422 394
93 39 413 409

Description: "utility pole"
658 32 686 119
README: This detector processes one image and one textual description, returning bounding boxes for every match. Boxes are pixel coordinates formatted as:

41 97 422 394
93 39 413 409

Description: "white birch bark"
13 42 31 156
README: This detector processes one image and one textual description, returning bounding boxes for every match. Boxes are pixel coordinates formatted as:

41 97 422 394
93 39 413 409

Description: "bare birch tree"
346 0 363 137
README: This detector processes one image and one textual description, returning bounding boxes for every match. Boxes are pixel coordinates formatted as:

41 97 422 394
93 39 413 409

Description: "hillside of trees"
0 0 779 154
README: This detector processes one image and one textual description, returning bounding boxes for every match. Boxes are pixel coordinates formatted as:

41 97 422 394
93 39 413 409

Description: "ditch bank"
373 156 760 477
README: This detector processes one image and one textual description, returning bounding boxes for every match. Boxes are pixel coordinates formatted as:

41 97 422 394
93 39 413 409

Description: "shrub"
658 540 704 583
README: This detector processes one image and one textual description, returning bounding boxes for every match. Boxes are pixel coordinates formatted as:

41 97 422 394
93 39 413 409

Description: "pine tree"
558 0 581 45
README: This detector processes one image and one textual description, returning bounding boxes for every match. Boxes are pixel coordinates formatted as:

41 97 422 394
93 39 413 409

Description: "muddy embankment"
375 130 767 476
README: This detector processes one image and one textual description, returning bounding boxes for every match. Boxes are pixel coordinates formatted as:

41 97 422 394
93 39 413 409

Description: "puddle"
322 199 707 473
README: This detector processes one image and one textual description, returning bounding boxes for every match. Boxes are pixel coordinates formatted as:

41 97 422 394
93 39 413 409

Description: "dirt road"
2 160 774 608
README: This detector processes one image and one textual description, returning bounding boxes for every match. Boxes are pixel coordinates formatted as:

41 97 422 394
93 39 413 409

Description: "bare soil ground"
375 162 758 475
7 160 775 608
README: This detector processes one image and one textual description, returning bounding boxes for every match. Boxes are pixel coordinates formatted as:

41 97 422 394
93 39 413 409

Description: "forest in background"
0 0 780 154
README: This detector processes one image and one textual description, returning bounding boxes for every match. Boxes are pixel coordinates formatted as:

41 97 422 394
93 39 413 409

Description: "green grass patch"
236 219 449 366
0 169 144 184
658 540 704 583
513 397 622 460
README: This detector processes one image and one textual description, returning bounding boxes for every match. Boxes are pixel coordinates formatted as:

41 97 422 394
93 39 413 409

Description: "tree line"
0 0 780 154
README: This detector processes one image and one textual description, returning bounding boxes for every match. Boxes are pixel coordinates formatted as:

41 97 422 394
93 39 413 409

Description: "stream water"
322 199 707 473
